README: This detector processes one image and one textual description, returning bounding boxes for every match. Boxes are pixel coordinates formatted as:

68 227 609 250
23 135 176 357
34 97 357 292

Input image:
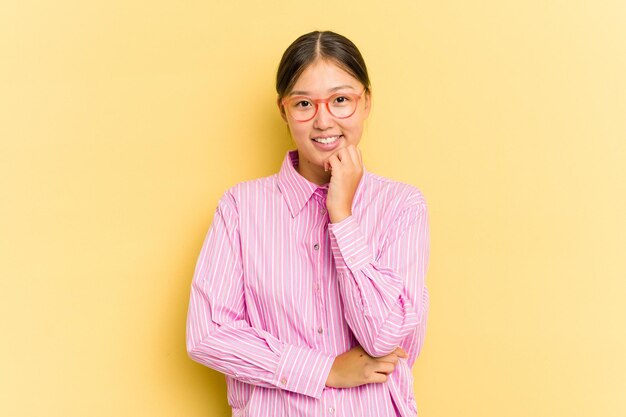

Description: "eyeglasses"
281 88 367 122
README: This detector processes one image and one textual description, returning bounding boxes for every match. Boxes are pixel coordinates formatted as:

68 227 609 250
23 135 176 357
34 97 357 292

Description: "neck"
295 151 331 186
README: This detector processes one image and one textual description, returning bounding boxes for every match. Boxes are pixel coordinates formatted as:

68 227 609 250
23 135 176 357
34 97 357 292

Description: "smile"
312 135 342 144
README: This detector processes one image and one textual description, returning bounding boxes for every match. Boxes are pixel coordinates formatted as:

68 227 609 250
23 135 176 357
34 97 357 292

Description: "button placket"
309 195 327 344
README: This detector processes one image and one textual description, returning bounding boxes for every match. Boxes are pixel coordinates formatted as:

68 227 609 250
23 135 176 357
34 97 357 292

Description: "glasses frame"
281 88 367 122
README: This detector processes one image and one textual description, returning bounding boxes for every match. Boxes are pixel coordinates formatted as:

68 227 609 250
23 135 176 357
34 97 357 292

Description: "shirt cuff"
328 215 374 272
274 343 335 399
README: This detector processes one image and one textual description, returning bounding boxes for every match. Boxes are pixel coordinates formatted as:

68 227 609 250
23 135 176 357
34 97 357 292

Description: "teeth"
313 135 341 144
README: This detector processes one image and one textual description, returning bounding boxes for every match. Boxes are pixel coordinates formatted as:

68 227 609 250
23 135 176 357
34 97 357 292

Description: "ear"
277 96 288 122
363 89 372 119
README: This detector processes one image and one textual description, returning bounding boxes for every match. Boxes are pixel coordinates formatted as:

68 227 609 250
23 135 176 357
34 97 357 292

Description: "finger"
376 350 398 361
368 372 389 384
374 361 396 375
394 347 408 358
346 145 360 168
335 147 349 163
376 353 399 365
327 154 340 171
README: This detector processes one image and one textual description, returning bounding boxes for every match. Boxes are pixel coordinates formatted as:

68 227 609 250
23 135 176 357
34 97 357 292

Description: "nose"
312 103 334 130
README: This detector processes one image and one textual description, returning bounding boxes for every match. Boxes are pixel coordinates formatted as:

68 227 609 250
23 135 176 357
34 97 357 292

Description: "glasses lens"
329 94 357 118
286 97 316 121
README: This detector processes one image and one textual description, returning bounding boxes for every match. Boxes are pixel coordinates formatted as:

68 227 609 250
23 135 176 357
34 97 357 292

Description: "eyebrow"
288 85 356 96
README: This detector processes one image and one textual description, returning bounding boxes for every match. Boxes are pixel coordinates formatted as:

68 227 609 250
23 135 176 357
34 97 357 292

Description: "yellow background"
1 1 625 416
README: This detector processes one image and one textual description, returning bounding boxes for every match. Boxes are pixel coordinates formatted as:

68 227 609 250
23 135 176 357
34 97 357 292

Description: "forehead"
290 59 360 95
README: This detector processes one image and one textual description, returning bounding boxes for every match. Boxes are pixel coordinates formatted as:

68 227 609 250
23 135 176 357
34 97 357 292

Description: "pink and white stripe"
186 149 430 416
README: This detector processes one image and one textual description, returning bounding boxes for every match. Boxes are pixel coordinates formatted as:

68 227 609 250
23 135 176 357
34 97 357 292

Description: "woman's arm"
327 196 430 360
186 191 335 399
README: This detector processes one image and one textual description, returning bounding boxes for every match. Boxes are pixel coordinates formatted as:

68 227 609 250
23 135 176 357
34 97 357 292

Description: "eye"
334 95 351 104
295 100 312 108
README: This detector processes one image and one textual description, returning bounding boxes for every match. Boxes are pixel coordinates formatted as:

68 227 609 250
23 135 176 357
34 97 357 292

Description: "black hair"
276 31 370 99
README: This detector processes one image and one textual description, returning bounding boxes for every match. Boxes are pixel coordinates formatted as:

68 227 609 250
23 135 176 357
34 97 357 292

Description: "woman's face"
278 59 371 182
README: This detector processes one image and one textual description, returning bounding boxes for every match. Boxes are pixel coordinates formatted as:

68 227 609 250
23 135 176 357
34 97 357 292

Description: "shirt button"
317 326 323 334
280 377 287 385
328 406 335 413
313 243 320 250
348 257 353 263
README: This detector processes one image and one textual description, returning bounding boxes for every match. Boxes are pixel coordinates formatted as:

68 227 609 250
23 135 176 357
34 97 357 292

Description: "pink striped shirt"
186 149 430 416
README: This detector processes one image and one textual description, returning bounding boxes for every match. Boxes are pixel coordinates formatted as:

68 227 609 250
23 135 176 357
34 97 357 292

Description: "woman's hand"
325 345 408 389
324 144 364 224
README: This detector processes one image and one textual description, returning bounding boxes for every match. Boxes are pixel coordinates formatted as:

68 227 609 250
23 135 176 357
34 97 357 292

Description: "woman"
186 30 430 417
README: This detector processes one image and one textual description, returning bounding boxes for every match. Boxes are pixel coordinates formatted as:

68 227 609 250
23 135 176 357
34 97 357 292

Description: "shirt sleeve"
186 191 335 399
327 197 430 359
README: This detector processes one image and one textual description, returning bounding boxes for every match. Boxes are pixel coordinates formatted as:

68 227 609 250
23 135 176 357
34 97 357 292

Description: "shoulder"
364 170 427 210
219 173 279 209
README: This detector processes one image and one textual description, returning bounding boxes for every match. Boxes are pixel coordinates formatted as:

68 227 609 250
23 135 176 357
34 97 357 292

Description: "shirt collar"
277 149 367 218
